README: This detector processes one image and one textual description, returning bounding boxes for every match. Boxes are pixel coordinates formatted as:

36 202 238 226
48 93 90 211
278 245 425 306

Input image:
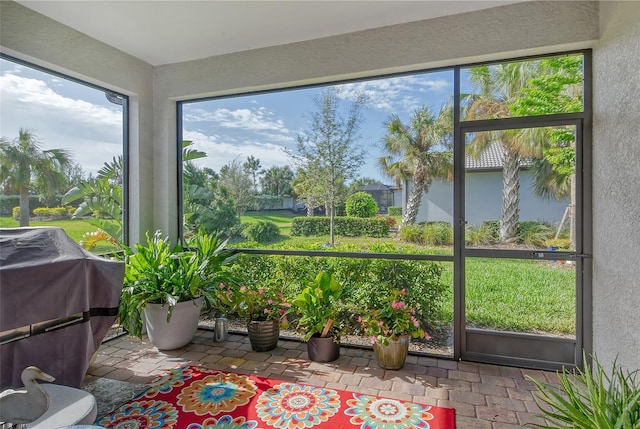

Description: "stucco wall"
592 1 640 370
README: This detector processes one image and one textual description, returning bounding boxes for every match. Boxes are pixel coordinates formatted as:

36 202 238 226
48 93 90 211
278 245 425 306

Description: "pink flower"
413 319 420 328
378 321 384 327
424 332 432 340
369 336 378 345
219 282 225 289
400 289 406 295
259 288 265 294
357 316 363 323
264 308 270 314
267 299 273 305
240 286 247 292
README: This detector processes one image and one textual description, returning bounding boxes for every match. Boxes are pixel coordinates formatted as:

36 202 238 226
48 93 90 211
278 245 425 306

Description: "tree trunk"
500 149 520 243
19 186 30 227
402 180 425 226
329 204 335 246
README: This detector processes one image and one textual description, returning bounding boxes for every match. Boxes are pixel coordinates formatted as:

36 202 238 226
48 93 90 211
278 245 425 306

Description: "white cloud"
184 106 290 133
183 130 293 173
0 72 123 174
336 75 450 113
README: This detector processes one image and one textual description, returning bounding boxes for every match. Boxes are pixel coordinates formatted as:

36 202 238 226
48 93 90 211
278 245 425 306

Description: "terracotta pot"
246 320 279 352
373 334 410 370
307 335 340 362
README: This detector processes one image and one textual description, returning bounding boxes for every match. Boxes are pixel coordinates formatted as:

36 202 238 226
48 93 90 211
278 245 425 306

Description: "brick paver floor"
85 329 555 428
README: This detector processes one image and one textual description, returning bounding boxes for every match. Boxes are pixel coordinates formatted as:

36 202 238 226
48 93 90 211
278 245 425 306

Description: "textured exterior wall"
0 1 155 244
592 1 640 370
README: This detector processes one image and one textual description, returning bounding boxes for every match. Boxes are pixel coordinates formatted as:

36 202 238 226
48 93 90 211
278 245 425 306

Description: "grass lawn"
0 217 117 254
241 210 297 234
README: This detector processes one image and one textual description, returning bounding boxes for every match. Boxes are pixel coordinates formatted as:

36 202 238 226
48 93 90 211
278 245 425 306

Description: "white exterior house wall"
4 0 639 370
402 171 568 225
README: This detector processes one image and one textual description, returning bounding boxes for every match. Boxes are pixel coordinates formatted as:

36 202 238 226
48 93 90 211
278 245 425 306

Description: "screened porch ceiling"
16 1 527 66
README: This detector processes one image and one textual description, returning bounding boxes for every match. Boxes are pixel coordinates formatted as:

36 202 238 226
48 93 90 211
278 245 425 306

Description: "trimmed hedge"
388 206 402 216
290 216 390 238
32 206 75 220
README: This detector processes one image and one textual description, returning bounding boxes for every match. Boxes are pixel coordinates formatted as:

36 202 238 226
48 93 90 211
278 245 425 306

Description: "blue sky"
1 56 459 182
182 70 455 183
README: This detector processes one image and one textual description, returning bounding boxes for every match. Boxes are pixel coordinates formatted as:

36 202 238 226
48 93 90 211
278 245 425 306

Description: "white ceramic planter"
143 297 203 350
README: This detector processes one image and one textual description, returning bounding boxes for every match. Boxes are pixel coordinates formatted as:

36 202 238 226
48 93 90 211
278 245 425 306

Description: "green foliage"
526 355 640 428
242 220 280 243
545 238 571 250
255 195 284 210
357 289 427 346
117 231 238 338
465 223 498 247
216 283 285 322
388 206 402 216
1 195 50 216
400 222 452 246
227 249 447 332
32 206 74 219
345 191 379 218
516 221 554 247
11 206 19 219
290 216 390 238
289 272 351 341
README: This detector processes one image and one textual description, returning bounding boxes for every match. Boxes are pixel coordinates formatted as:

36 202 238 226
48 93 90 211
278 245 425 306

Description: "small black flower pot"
307 335 340 362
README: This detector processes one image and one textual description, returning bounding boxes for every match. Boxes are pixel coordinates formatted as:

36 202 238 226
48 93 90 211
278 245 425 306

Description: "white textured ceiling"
17 1 526 66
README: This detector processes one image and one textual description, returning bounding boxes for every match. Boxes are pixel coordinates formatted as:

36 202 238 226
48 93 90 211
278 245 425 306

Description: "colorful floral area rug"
95 364 456 429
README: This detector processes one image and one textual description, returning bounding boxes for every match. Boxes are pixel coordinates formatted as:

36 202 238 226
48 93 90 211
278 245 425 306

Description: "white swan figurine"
0 366 55 425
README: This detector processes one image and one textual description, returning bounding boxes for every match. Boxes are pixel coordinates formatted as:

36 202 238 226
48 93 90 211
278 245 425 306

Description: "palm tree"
379 106 453 226
0 128 71 227
465 62 543 242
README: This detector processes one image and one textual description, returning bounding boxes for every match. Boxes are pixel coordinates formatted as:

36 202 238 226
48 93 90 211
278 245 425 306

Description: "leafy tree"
0 128 72 226
220 159 255 216
379 106 453 226
260 165 295 196
243 155 262 192
293 87 367 245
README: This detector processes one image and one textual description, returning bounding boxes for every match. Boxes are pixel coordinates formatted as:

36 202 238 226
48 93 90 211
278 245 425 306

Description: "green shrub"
32 206 72 219
399 222 452 246
516 221 554 247
465 223 498 246
242 220 280 243
545 238 571 249
12 206 20 220
228 247 448 331
345 192 378 218
388 206 402 216
290 216 389 238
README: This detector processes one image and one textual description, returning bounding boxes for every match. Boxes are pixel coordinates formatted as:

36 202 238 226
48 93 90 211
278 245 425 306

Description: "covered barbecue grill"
0 227 124 389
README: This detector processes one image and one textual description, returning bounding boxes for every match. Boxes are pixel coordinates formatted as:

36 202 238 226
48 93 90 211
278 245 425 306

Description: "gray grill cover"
0 227 124 389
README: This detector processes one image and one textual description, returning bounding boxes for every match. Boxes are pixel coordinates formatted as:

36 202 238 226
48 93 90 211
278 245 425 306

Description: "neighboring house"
357 183 395 214
395 143 568 225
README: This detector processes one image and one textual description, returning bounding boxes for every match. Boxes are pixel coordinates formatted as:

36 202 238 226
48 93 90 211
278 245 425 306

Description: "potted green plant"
358 288 430 370
218 282 285 352
526 354 640 428
118 230 238 350
289 272 350 362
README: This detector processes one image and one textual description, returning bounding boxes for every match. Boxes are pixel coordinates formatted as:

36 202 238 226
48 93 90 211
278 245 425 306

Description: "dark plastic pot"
307 335 340 362
247 320 280 352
